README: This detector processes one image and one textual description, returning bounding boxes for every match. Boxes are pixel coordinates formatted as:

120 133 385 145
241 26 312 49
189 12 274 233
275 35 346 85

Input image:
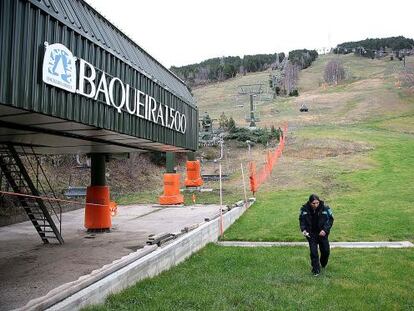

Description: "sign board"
42 43 77 93
42 42 187 134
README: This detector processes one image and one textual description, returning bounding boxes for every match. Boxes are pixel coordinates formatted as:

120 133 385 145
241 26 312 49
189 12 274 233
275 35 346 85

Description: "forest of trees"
288 49 318 69
170 53 284 86
333 36 414 57
170 49 318 87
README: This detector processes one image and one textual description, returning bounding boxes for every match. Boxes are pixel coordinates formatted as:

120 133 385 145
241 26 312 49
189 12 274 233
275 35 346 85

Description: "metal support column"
166 152 176 173
90 153 106 186
187 152 195 161
249 94 256 127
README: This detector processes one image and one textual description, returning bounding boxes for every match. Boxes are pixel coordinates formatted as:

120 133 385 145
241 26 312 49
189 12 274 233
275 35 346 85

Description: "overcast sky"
85 0 414 68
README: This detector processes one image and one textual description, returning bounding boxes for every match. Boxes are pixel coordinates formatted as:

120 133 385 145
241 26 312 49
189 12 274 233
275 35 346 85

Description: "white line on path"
217 241 414 248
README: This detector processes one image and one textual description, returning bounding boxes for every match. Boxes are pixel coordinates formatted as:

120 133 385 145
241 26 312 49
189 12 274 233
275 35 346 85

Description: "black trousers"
307 234 330 272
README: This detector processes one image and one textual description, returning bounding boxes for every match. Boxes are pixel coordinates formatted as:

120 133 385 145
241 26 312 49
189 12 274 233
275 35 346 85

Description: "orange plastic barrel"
159 173 184 205
84 185 112 229
184 160 203 187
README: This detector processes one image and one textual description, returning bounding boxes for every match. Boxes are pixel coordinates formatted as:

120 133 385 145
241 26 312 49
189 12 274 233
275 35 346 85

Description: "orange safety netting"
249 124 288 194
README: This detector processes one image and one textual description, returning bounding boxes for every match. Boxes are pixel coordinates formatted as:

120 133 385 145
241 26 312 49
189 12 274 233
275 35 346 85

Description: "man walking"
299 194 334 276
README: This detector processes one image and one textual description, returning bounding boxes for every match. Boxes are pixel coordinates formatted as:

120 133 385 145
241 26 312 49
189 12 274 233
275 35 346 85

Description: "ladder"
0 144 64 244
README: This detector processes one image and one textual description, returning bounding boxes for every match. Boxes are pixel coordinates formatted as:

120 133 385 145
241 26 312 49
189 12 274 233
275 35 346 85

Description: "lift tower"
237 84 263 128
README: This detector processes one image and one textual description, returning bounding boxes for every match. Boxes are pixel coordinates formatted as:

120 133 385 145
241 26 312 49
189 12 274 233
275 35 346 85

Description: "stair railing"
19 146 63 236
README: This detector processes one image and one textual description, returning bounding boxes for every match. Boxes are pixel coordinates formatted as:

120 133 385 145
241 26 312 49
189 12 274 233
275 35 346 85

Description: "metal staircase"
0 144 64 244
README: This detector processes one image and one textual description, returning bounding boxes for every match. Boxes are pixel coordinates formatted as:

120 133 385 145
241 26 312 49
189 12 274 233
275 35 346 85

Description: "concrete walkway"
0 204 223 310
217 241 414 248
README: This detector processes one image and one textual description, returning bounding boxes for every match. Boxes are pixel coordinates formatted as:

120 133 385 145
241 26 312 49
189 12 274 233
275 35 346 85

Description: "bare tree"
194 67 209 84
324 59 345 85
282 61 299 94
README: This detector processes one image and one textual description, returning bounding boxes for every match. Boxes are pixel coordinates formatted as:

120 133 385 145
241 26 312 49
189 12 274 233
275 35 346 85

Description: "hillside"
96 53 414 310
193 53 414 202
194 53 412 127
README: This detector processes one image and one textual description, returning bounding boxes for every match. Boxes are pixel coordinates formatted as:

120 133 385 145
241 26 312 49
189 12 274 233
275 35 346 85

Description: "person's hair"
308 194 320 203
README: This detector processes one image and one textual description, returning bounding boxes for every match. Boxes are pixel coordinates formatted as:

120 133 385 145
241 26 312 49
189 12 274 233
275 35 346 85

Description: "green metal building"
0 0 199 242
0 0 198 154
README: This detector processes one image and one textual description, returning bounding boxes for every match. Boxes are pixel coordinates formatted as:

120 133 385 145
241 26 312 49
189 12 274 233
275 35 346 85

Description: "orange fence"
249 123 288 194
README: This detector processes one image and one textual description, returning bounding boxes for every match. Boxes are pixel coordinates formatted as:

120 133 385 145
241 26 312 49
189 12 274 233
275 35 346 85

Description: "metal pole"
216 140 224 161
219 163 223 237
240 163 248 208
246 140 251 159
249 94 256 127
219 163 223 207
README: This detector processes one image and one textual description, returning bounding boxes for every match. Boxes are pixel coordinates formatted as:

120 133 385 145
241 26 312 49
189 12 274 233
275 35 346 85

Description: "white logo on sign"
42 42 76 93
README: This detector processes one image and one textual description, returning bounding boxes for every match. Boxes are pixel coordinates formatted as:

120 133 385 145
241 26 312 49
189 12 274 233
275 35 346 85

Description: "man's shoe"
312 270 320 276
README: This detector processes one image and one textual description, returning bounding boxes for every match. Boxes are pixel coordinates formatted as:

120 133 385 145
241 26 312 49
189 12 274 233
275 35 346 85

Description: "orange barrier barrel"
184 160 203 187
84 185 111 229
159 173 184 205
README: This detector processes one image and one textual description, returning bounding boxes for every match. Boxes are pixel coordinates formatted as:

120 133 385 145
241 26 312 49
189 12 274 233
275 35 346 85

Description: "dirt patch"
255 134 377 195
286 138 374 160
285 75 411 127
346 78 384 91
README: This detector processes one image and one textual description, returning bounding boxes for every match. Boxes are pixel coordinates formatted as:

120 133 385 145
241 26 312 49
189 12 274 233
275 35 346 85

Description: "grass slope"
85 245 414 311
223 127 414 242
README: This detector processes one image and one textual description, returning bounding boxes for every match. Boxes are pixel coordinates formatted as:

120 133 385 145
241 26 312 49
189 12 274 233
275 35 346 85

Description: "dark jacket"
299 201 334 235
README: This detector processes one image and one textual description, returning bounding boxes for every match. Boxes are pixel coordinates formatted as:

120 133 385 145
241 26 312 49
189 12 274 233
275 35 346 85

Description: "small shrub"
275 86 281 95
225 126 280 145
228 117 236 133
289 89 299 96
203 147 219 160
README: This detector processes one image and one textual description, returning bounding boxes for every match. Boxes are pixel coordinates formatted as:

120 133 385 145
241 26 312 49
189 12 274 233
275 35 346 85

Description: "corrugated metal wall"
28 0 194 105
0 0 198 151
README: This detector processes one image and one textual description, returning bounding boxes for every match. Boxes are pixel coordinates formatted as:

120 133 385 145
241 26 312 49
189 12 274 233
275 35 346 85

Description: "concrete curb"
217 241 414 248
18 201 253 311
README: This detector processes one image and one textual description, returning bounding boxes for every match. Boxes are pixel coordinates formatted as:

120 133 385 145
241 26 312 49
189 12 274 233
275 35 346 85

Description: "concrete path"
0 204 222 310
217 241 414 248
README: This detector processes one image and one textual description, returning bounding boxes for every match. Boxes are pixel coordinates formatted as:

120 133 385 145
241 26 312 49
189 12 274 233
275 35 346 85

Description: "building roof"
28 0 194 106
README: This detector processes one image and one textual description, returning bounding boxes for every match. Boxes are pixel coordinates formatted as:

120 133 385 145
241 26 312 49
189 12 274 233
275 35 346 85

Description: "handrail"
20 146 63 234
0 144 64 243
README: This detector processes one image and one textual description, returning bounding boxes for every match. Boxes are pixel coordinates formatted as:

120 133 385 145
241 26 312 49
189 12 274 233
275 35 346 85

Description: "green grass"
222 190 308 241
116 190 162 205
84 244 414 311
223 126 414 242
